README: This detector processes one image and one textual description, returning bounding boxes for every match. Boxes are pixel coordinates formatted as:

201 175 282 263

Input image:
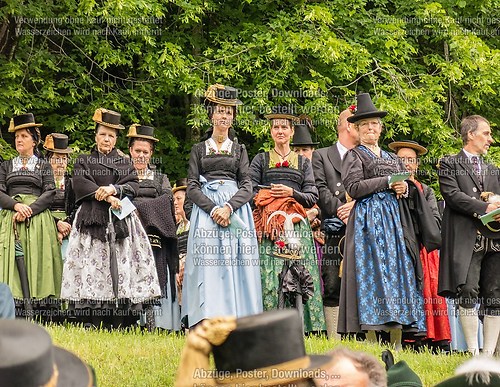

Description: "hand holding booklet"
480 207 500 225
111 197 136 220
227 213 249 237
388 172 410 185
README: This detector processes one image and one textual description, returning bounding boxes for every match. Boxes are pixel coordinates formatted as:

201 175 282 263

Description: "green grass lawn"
46 324 469 387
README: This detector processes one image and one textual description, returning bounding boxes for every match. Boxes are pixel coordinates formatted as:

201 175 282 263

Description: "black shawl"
73 148 138 241
135 193 179 298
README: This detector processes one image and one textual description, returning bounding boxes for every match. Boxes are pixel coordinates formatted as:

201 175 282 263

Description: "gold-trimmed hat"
264 105 299 122
43 133 73 154
211 310 334 385
126 124 158 142
92 108 125 130
172 178 187 194
388 140 428 156
8 113 43 132
205 84 243 106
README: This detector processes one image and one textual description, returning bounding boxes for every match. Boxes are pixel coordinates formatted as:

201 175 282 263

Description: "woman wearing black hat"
61 109 161 327
339 94 426 348
44 133 75 254
182 84 262 328
127 124 180 331
0 113 62 316
249 108 325 333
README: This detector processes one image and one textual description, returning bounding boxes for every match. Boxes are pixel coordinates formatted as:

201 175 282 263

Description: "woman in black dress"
128 124 179 331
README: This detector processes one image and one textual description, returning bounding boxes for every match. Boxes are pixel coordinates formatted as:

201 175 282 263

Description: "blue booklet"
111 197 136 220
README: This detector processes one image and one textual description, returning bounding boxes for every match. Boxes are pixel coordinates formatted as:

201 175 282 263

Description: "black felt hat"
43 133 73 154
211 309 333 386
264 105 299 122
205 84 243 106
172 178 187 194
291 124 319 147
8 113 43 132
0 319 95 387
92 108 125 130
388 140 428 156
347 93 387 123
126 124 158 142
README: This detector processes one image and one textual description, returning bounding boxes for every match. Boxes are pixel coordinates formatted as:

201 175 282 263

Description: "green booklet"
388 172 410 185
480 207 500 225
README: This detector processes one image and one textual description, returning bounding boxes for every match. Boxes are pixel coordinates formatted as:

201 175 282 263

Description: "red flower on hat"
275 162 281 168
348 105 357 113
275 240 285 248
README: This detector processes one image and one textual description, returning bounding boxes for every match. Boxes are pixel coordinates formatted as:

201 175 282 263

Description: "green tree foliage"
0 0 499 188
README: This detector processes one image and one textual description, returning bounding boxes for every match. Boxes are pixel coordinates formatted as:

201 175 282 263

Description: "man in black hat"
311 107 358 339
0 319 96 386
439 115 500 356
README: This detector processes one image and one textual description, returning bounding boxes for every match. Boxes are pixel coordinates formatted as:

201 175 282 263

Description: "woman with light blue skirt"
182 84 263 328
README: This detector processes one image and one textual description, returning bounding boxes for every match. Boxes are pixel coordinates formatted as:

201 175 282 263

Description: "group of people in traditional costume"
1 84 499 357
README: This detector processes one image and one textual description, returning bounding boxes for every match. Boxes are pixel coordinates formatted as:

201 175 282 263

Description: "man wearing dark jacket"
312 107 358 338
439 115 500 355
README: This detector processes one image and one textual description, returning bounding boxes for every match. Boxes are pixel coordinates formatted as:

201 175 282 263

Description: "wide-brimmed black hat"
8 113 43 132
347 93 387 123
211 309 333 385
126 124 159 142
92 108 125 130
205 84 243 106
291 124 319 147
264 105 299 122
388 140 428 156
0 319 95 387
172 178 187 194
43 133 73 154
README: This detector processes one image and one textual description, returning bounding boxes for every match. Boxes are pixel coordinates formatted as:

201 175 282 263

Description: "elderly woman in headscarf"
61 108 161 328
0 113 61 316
249 107 325 333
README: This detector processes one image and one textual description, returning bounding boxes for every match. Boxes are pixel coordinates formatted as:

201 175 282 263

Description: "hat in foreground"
434 356 500 387
175 309 333 386
0 319 95 387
